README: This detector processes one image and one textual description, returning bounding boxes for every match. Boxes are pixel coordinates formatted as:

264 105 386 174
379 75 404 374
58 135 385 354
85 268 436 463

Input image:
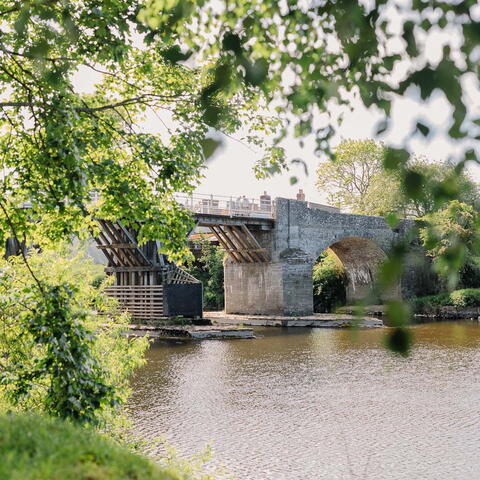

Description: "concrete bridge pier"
224 255 314 316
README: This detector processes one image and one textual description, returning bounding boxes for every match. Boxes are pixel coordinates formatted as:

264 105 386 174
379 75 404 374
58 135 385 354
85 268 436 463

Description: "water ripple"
128 322 480 480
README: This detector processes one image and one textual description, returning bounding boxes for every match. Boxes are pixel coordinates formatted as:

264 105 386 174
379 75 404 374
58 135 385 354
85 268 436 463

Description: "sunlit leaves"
254 146 286 179
0 249 148 424
420 201 480 289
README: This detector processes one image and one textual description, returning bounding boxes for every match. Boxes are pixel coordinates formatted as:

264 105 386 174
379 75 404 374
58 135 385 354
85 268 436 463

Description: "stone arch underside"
324 236 400 303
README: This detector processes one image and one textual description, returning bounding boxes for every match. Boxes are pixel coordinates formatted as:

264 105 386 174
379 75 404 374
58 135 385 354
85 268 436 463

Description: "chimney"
296 188 305 201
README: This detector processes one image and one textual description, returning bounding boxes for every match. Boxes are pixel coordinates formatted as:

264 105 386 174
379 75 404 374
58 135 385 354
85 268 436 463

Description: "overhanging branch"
0 93 183 112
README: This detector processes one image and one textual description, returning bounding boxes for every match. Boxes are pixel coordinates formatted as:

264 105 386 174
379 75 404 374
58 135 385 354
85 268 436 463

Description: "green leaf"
244 58 268 86
14 9 30 35
404 170 424 199
385 327 412 357
222 32 242 55
383 148 408 170
416 122 430 136
161 45 192 63
385 300 410 327
402 21 418 57
385 212 399 228
200 138 221 159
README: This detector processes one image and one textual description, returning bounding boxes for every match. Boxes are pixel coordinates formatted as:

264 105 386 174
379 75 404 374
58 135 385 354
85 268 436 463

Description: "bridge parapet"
175 193 275 220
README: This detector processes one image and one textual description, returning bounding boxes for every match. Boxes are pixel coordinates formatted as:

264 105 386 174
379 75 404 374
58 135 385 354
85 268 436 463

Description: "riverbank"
0 414 175 480
411 288 480 320
338 302 480 321
414 306 480 320
206 311 383 328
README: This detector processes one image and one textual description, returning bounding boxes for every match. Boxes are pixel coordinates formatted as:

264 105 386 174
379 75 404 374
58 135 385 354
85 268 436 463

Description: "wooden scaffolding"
95 219 201 321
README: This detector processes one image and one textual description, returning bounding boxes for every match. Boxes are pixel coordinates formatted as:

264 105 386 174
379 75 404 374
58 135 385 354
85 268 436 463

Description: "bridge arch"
313 236 396 306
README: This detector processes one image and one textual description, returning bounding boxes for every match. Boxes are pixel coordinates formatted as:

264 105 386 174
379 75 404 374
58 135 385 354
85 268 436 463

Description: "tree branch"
0 93 182 112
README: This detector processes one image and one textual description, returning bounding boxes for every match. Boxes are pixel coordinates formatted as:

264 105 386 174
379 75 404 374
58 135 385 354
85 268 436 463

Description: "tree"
316 139 389 214
312 250 347 313
0 1 282 263
316 140 479 217
420 201 480 288
187 240 225 310
0 247 148 426
398 160 479 218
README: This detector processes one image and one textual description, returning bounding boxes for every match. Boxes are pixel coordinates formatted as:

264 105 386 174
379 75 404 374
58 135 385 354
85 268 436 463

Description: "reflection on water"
128 322 480 479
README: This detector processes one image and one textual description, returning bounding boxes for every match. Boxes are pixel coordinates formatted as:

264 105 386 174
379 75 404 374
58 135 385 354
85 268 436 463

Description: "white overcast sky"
73 65 480 206
194 86 480 204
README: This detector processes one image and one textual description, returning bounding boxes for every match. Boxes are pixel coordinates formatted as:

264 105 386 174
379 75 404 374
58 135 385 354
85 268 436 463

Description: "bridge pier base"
224 260 314 316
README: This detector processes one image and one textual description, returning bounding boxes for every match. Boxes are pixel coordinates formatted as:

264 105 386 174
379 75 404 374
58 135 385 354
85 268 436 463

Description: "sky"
194 86 480 205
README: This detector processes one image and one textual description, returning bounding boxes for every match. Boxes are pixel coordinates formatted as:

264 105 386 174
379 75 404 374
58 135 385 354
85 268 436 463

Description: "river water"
128 322 480 479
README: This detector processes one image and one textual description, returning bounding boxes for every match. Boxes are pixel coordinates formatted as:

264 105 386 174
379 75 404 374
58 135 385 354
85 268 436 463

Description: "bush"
0 413 179 480
313 251 347 313
412 288 480 312
459 256 480 289
450 289 480 307
0 247 148 430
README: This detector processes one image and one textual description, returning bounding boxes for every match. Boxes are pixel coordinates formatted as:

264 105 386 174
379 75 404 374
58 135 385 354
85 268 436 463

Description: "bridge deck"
195 212 274 229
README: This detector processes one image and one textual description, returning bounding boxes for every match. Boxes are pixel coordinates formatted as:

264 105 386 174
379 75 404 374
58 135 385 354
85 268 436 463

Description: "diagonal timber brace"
209 223 270 263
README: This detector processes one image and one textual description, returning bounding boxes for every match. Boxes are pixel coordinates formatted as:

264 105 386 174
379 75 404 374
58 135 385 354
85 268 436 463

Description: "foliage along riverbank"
0 247 217 479
412 289 480 319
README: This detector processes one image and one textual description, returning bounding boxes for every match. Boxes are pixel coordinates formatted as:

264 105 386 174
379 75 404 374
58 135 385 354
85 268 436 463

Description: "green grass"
0 414 180 480
412 288 480 312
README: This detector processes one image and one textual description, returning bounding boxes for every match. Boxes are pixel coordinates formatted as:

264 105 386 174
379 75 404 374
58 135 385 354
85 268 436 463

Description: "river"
128 321 480 479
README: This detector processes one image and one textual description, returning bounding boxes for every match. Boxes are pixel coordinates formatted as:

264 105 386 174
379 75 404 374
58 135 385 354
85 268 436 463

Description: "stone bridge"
192 197 433 316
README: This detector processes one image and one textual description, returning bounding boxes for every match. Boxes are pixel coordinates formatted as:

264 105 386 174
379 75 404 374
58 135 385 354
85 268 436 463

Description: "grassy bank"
0 414 180 480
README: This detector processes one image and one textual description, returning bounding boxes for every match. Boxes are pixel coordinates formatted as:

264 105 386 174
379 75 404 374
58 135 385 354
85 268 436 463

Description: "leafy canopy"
0 0 282 262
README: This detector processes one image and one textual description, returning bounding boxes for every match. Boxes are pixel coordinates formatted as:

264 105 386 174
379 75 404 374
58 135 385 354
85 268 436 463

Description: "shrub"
313 251 347 313
410 292 450 312
449 289 480 307
459 256 480 289
412 288 480 312
0 247 148 430
187 240 225 310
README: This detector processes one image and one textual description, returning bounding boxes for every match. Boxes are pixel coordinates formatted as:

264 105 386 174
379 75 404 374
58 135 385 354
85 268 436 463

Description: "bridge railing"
174 193 275 219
